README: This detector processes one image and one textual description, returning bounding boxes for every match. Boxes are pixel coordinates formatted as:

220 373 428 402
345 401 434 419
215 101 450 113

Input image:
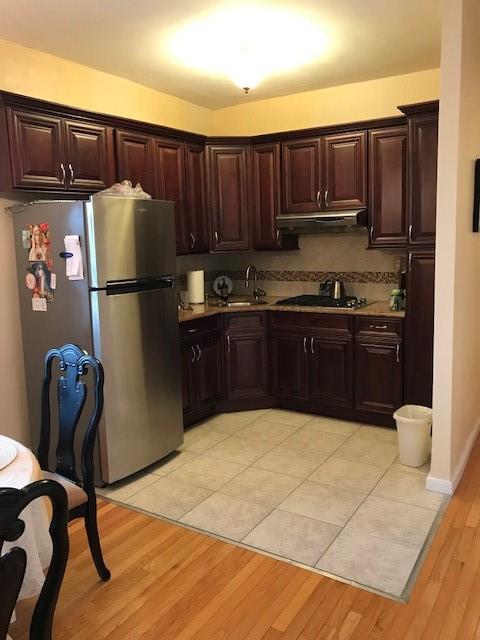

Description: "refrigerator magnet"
21 229 31 249
25 272 36 290
31 297 47 312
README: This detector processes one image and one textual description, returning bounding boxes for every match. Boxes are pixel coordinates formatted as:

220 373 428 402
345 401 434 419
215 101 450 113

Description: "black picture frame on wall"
473 159 480 232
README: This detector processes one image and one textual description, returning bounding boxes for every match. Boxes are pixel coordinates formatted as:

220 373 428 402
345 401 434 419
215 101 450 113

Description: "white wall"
0 196 29 444
428 0 480 493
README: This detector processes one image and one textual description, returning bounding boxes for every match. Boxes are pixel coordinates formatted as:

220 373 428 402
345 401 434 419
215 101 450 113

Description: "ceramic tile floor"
97 409 446 599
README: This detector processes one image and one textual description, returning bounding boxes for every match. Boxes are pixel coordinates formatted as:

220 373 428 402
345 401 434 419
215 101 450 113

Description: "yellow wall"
0 39 212 135
210 69 440 136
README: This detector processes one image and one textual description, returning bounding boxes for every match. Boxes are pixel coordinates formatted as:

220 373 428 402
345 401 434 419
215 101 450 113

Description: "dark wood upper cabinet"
207 145 251 251
184 143 209 254
252 143 282 249
368 126 408 248
282 138 322 213
64 120 115 191
323 132 367 209
408 114 438 246
309 334 353 408
404 251 435 407
154 138 188 254
115 129 156 196
6 109 66 190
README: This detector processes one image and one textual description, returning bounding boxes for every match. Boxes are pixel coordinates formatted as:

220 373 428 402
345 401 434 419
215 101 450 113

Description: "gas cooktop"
275 295 368 309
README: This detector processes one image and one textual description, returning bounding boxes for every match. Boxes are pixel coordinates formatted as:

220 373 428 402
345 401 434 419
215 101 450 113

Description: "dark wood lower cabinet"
270 333 309 401
180 319 224 426
354 339 403 414
404 251 435 406
181 311 406 429
310 334 353 408
180 342 196 419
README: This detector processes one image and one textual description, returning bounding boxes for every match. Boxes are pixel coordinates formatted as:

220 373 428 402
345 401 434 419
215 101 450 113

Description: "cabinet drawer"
270 311 352 333
355 317 403 339
224 312 266 334
180 315 220 339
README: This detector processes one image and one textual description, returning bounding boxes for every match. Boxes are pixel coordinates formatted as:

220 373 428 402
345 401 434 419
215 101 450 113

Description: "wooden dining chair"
0 478 69 640
38 343 110 581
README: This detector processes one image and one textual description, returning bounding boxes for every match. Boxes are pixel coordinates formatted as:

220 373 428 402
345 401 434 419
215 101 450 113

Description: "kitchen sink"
226 299 268 307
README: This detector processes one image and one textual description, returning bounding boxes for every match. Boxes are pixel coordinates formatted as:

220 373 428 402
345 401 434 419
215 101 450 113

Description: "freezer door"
90 284 183 482
84 196 176 287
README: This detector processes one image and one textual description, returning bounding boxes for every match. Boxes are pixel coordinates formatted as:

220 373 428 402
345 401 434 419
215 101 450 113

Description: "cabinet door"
409 115 438 246
368 127 408 248
180 342 197 419
282 138 322 213
64 120 115 191
207 146 251 251
354 339 403 414
184 143 209 253
270 333 308 401
225 332 268 401
404 251 435 406
6 108 66 189
155 139 188 254
310 335 353 408
196 333 224 408
323 132 367 209
115 130 155 196
252 143 282 249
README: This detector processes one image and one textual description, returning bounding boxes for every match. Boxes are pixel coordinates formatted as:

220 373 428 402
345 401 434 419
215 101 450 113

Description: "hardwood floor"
11 436 480 639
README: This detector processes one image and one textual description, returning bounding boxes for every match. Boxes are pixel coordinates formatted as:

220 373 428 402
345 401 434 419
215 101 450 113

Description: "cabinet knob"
408 224 413 243
214 231 219 245
310 336 315 354
196 344 202 361
303 336 307 354
68 163 74 184
315 190 321 208
227 335 231 353
396 343 400 364
190 232 196 249
324 189 329 207
190 345 196 363
60 163 66 185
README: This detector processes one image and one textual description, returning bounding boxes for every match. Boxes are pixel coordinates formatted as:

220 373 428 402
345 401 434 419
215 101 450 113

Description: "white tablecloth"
0 435 52 601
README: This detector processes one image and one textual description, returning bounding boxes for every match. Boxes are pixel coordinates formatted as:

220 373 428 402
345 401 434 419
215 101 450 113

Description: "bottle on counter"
389 289 402 311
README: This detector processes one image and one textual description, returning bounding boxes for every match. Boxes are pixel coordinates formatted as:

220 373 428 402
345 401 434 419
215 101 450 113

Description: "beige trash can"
393 405 432 467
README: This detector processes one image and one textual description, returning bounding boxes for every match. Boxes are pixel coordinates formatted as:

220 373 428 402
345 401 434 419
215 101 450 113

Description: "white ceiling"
0 0 441 110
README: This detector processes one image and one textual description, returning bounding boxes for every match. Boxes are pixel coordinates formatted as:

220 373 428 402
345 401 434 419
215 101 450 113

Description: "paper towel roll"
187 270 204 304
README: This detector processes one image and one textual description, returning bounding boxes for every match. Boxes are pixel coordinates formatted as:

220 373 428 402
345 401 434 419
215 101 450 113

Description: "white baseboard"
427 417 480 495
426 475 453 494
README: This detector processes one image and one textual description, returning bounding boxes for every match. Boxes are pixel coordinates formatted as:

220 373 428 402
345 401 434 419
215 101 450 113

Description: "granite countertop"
178 296 405 322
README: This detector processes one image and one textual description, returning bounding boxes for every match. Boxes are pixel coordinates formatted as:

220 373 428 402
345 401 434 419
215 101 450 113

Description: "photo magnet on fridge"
25 222 55 304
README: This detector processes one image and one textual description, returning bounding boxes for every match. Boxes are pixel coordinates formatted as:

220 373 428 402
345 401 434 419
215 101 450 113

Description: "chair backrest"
38 344 104 495
0 479 69 640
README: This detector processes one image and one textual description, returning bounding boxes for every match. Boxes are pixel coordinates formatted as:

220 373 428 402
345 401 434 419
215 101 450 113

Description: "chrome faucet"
245 265 266 301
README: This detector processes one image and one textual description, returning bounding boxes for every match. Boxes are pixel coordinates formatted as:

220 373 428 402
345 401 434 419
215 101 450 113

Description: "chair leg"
84 501 111 581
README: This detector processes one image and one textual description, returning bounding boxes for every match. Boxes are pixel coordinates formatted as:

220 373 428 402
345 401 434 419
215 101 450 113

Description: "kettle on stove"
319 279 346 300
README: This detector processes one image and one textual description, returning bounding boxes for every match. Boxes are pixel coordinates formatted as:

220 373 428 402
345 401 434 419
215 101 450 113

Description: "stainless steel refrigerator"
12 196 183 484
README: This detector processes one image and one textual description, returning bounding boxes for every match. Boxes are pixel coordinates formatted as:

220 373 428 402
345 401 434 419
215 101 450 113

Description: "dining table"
0 434 52 638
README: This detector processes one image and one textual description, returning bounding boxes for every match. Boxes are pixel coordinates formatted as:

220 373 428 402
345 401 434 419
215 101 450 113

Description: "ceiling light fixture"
169 6 329 94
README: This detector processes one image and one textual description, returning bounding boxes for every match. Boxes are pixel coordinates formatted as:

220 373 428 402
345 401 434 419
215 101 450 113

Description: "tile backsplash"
177 232 404 303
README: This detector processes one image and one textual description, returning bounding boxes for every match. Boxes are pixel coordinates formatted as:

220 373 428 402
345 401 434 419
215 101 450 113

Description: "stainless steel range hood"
276 209 368 234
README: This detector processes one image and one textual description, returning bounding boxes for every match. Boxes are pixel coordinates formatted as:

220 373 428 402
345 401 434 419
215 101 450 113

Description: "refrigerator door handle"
104 276 175 295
